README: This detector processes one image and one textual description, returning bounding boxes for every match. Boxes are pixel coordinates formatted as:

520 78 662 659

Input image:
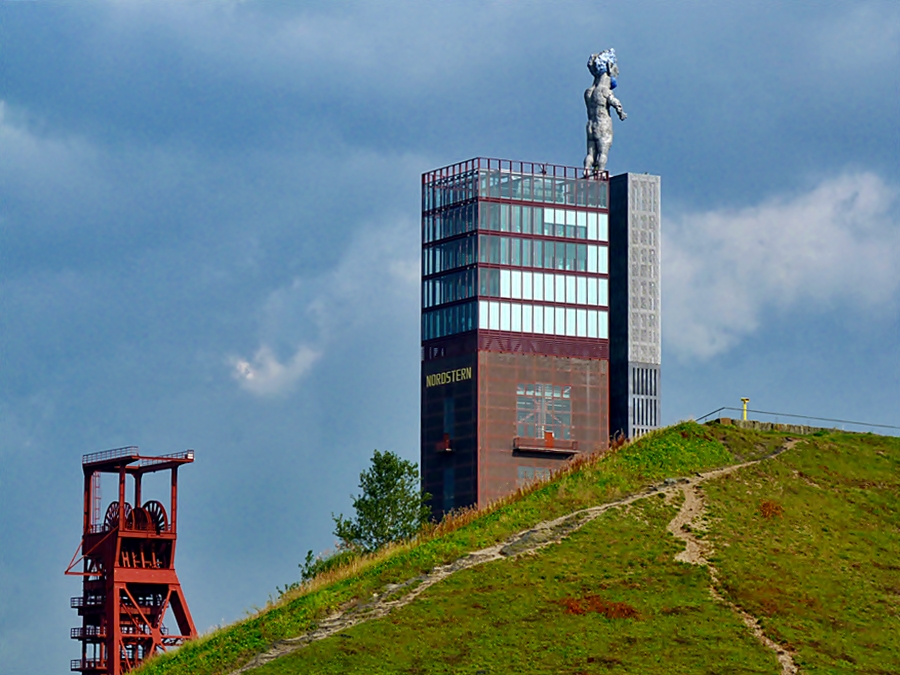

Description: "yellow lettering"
425 366 473 387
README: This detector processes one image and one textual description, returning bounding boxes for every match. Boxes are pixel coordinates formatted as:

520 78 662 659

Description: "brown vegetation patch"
759 500 784 519
560 595 640 619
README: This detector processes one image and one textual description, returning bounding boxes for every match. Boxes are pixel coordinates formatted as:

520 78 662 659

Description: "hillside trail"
666 440 800 675
229 440 799 674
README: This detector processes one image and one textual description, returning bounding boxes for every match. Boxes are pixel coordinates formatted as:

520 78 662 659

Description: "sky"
1 1 898 672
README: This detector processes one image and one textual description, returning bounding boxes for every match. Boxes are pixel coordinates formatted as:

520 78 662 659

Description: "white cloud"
228 344 320 396
665 172 900 360
229 213 420 396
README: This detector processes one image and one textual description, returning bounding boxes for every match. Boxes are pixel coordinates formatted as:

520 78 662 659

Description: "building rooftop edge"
424 157 609 182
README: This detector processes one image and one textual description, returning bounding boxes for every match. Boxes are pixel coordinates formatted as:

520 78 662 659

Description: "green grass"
254 494 781 675
704 432 900 674
139 423 864 675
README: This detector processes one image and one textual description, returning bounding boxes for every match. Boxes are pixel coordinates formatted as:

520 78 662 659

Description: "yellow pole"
741 398 750 421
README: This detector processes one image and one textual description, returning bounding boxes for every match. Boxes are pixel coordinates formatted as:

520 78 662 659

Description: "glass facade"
422 164 607 217
421 160 611 344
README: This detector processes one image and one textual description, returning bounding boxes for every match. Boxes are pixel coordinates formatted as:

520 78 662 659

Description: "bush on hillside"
332 449 432 554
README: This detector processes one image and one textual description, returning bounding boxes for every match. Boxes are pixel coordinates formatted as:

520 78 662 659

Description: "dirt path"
666 441 800 675
229 441 798 674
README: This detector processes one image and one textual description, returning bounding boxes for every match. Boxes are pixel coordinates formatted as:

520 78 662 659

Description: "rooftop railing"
82 446 139 466
423 157 607 183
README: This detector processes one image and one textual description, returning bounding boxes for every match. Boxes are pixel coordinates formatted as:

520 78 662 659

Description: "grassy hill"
137 422 900 675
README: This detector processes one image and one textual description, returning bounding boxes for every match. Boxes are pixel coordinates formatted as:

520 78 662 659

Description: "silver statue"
584 48 627 175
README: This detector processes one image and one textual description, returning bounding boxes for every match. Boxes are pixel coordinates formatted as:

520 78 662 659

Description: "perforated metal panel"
610 173 662 439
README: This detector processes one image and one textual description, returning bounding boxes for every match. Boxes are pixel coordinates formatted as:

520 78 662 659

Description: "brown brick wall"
477 352 609 505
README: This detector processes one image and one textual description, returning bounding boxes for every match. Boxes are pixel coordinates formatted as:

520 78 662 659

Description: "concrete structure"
421 158 613 518
609 173 661 439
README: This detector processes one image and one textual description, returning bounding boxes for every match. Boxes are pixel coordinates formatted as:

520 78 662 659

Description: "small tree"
332 449 431 553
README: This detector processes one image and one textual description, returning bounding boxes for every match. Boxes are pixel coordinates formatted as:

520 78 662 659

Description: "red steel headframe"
66 447 197 674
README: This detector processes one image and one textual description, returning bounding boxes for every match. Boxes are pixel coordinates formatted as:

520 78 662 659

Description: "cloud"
229 214 419 395
229 344 320 396
665 172 900 359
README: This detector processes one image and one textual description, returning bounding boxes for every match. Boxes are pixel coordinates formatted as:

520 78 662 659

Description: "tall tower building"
421 158 612 517
609 173 662 439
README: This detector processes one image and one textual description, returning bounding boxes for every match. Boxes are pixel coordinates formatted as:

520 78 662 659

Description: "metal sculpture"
584 48 627 175
66 447 197 674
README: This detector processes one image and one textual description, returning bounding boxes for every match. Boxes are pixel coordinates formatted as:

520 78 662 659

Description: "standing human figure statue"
584 48 627 175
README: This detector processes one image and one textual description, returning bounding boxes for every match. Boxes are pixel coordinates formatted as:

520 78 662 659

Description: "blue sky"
1 2 898 672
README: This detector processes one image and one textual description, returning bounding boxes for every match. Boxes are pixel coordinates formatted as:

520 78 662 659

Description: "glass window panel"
545 274 555 302
489 301 500 330
556 307 566 335
522 237 532 266
500 302 511 331
545 306 555 334
587 212 598 240
554 274 565 303
565 308 575 336
577 276 587 304
598 278 608 306
522 303 533 332
533 303 544 333
489 236 500 264
531 207 541 233
587 309 598 338
555 242 566 270
566 224 575 238
566 275 576 303
533 240 543 268
490 202 500 231
500 237 510 264
598 244 608 274
511 237 521 266
523 271 533 300
511 303 521 332
533 272 544 301
490 268 500 296
577 244 587 272
544 241 555 268
576 211 587 239
598 213 609 241
511 270 522 299
587 244 598 273
512 205 522 233
555 178 566 204
599 310 608 338
500 205 509 232
522 176 532 202
510 176 522 201
500 269 511 298
588 277 598 305
556 221 566 237
587 181 599 207
566 210 575 226
577 309 587 337
566 243 576 271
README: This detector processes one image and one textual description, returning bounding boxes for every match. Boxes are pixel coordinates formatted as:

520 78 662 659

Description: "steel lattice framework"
66 447 197 674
